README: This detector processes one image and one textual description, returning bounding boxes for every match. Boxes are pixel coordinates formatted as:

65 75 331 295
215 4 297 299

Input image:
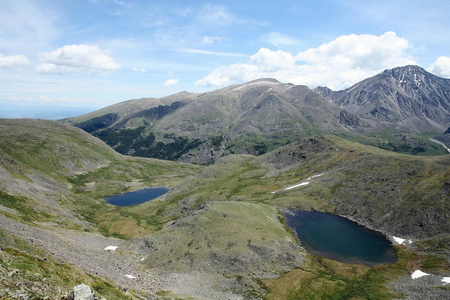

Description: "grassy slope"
0 119 202 298
338 129 448 156
260 136 449 237
134 135 448 298
0 118 448 299
156 136 448 238
0 118 202 236
63 92 199 125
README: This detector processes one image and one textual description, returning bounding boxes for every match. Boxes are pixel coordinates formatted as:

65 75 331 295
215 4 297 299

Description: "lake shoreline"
105 187 169 207
281 208 398 267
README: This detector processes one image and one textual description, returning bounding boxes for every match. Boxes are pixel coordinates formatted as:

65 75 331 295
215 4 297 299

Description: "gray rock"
73 284 94 300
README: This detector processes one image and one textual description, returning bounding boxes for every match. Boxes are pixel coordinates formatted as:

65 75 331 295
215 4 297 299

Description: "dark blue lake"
284 210 397 266
105 187 169 207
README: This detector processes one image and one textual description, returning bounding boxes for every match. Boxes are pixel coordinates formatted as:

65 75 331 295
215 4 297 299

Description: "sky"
1 0 450 119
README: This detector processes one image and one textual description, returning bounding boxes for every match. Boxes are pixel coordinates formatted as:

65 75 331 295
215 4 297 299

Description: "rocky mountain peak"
381 65 426 78
314 86 334 99
316 65 450 131
380 65 435 88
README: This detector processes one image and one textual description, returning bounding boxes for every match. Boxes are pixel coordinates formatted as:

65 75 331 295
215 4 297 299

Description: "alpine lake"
106 188 397 266
284 210 397 266
105 187 169 207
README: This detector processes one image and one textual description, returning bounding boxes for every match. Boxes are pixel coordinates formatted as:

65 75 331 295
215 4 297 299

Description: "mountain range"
64 65 450 164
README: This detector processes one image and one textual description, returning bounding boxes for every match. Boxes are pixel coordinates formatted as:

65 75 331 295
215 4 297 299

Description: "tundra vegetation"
0 118 448 299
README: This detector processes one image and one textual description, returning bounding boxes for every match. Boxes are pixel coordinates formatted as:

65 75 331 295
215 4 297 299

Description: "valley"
1 65 449 299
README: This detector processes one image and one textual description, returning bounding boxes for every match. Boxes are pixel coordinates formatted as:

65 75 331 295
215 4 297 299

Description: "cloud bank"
195 31 418 90
36 44 121 74
428 56 450 78
163 78 179 87
0 53 29 68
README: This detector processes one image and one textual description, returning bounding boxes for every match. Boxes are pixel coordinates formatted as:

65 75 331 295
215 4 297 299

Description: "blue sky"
1 0 450 118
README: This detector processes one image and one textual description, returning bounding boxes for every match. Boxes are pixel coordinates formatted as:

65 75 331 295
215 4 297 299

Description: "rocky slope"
260 136 450 238
64 79 362 163
123 135 449 299
315 65 450 132
65 66 450 162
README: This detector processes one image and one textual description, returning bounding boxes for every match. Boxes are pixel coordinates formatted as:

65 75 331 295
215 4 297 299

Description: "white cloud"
202 36 227 44
175 48 247 57
296 31 414 70
132 67 147 72
175 7 192 17
141 18 166 27
428 56 450 78
197 4 235 26
163 78 179 87
195 32 417 90
8 96 19 101
195 64 259 87
263 32 302 48
39 95 51 102
114 1 132 8
0 0 59 51
35 95 77 103
36 44 121 74
0 53 29 68
251 48 295 69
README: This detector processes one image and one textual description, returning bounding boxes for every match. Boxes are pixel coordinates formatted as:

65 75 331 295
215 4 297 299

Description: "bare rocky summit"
316 65 450 132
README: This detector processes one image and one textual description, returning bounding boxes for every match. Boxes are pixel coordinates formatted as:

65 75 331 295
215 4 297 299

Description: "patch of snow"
442 277 450 285
284 173 324 190
284 182 310 190
103 246 118 251
408 239 413 244
411 270 430 279
306 173 323 180
141 258 145 261
393 236 406 245
125 274 136 279
271 173 324 193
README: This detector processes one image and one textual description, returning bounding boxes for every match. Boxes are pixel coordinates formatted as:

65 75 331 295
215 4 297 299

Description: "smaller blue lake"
105 187 169 207
284 210 397 266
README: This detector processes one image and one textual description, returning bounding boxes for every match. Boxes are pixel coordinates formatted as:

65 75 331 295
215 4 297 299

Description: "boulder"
73 284 94 300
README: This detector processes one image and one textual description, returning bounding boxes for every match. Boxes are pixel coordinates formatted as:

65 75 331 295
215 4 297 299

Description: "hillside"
316 65 450 132
63 91 200 125
0 119 449 299
64 79 365 164
123 135 449 299
0 118 204 299
65 66 450 162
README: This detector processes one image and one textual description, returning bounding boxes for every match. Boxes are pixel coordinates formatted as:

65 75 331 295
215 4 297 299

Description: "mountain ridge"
315 65 450 131
63 65 450 163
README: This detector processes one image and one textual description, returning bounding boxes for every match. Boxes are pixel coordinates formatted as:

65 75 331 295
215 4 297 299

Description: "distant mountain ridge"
65 79 358 163
64 65 450 162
